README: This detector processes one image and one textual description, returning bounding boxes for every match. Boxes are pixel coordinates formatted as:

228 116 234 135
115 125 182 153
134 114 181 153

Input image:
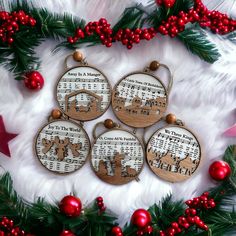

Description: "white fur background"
0 0 236 225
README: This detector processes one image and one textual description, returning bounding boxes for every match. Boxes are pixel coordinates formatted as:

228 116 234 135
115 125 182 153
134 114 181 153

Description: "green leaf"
177 26 221 63
112 4 146 32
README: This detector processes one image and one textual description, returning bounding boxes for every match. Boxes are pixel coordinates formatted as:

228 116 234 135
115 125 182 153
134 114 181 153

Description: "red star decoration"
0 115 18 157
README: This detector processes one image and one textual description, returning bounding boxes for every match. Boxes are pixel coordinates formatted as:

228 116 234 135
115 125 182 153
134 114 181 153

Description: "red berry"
96 197 103 202
97 201 104 207
163 0 176 8
127 44 133 49
60 230 75 236
111 226 122 235
67 37 74 44
7 37 14 44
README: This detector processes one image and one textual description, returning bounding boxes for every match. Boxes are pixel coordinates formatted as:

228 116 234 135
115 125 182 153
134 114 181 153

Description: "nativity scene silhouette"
64 89 103 120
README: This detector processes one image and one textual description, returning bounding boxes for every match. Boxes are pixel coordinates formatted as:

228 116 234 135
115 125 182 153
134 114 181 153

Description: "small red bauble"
23 71 44 90
131 209 152 229
209 160 231 181
163 0 176 8
59 195 82 217
59 230 75 236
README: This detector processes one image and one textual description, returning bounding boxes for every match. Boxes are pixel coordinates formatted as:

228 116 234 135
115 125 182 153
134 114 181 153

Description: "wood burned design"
146 126 201 182
35 120 90 174
91 129 144 185
56 66 111 121
112 72 167 128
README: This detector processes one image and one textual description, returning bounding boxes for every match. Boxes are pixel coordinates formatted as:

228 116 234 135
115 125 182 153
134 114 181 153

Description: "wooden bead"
104 119 115 129
149 61 160 71
166 113 177 124
51 109 62 119
73 51 83 62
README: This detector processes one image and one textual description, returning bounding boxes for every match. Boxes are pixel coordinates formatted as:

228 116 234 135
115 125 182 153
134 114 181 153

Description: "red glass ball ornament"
131 209 152 228
59 195 82 217
59 230 75 236
209 160 231 181
23 71 44 90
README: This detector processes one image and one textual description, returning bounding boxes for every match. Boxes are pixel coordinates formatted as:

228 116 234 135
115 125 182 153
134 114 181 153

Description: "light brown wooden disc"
91 129 145 185
112 72 168 128
146 125 201 182
34 119 90 174
56 66 111 121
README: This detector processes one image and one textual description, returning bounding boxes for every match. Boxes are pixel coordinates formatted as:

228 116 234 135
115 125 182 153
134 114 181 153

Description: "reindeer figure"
177 155 195 175
54 136 69 161
42 138 54 154
158 152 176 171
68 142 82 157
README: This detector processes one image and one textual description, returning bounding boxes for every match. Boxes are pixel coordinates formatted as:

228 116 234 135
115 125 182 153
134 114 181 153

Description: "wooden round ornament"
112 72 168 128
91 128 145 185
56 65 111 121
146 125 201 182
35 119 90 174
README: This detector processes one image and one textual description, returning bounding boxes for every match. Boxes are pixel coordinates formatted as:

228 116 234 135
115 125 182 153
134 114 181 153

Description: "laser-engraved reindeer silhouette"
42 138 54 154
176 155 196 175
68 142 82 157
54 136 69 161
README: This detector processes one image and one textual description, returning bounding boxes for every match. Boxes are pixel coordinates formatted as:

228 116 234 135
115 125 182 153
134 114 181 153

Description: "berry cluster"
0 217 33 236
0 10 36 45
114 28 156 49
136 225 153 236
111 226 123 236
185 191 216 209
96 196 106 213
157 0 236 37
68 18 113 47
159 192 215 236
195 0 236 35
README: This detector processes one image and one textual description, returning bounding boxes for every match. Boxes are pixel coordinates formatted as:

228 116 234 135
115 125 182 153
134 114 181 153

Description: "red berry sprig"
0 10 36 45
0 216 33 236
159 192 215 236
195 0 236 34
114 27 156 49
67 0 236 49
68 18 113 47
96 196 106 213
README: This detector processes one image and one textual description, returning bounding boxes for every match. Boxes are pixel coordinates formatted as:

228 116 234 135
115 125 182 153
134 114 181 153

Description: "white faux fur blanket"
0 0 235 225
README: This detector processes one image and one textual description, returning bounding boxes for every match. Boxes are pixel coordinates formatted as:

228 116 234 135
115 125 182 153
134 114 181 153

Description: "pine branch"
112 4 146 32
0 173 29 225
147 0 194 26
177 26 221 63
226 31 236 44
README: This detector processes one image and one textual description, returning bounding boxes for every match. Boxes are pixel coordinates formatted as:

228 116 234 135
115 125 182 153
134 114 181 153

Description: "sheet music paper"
56 66 111 121
91 130 144 184
35 120 90 173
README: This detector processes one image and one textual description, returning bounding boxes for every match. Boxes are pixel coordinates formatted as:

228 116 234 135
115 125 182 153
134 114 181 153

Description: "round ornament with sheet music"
56 52 112 122
146 124 202 182
111 61 173 128
91 120 145 185
34 118 90 174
